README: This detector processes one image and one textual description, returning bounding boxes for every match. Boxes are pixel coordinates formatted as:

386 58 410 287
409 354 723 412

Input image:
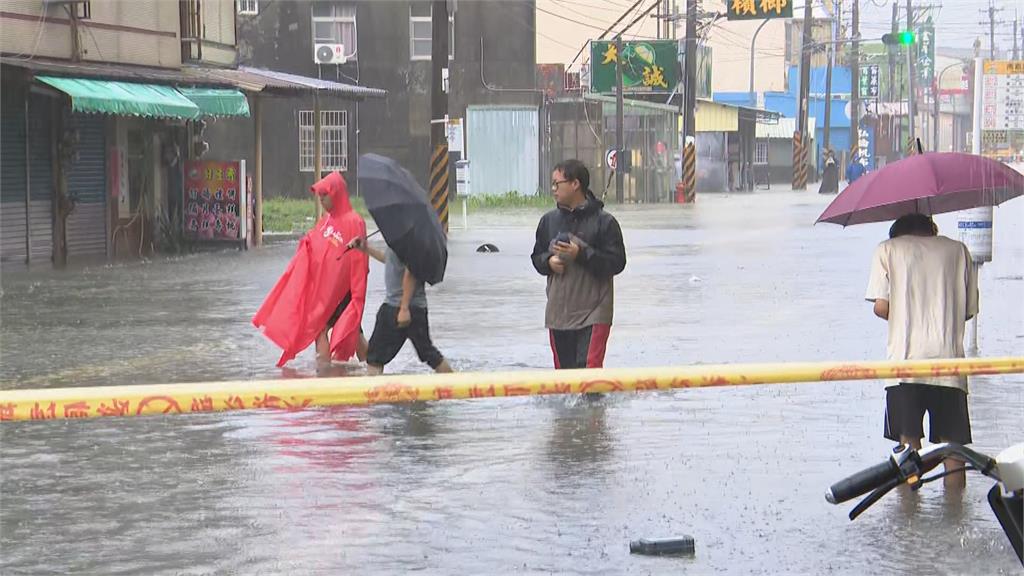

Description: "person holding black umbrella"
348 236 452 375
531 159 626 370
351 153 453 375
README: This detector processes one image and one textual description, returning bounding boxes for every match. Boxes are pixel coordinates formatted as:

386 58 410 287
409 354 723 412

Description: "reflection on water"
545 396 614 479
2 192 1023 574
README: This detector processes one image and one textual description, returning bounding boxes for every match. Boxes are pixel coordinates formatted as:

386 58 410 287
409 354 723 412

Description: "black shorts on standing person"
366 303 443 369
884 382 972 445
364 248 451 374
865 213 979 489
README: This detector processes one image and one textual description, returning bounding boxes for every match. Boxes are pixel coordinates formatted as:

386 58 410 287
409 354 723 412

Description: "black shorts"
884 383 972 445
366 304 443 369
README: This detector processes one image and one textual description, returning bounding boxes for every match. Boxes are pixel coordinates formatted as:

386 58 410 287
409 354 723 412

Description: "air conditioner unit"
314 43 346 65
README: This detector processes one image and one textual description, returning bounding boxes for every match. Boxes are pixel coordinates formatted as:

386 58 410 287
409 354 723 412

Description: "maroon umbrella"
816 153 1024 226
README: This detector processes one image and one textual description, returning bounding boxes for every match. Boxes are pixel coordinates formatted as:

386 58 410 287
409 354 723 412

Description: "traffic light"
881 31 915 45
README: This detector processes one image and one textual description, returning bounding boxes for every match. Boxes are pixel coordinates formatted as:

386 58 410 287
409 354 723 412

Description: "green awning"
177 87 250 117
36 76 200 119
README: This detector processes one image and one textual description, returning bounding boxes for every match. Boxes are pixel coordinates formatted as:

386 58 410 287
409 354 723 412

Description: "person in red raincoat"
252 172 369 368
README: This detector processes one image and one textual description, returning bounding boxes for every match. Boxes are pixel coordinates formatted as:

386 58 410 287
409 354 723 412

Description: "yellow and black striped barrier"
1 357 1021 422
682 142 697 203
792 131 807 190
906 137 921 157
430 144 449 233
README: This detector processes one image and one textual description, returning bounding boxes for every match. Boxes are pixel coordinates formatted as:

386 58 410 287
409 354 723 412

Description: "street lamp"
749 19 771 109
934 61 966 152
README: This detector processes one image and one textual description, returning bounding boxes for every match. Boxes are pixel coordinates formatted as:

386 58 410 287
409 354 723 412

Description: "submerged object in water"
629 536 695 556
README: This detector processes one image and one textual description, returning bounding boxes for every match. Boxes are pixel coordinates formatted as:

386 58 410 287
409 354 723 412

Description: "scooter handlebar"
826 458 900 504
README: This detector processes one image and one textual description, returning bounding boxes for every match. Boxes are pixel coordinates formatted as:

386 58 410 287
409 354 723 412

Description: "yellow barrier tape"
1 357 1021 422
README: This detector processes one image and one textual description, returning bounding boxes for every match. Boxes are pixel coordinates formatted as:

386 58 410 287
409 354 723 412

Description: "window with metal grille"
409 4 454 61
754 140 769 165
237 0 257 15
298 110 348 172
312 2 356 60
48 1 92 18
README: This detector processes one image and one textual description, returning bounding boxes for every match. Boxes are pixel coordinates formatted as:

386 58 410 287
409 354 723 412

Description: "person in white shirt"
865 213 979 489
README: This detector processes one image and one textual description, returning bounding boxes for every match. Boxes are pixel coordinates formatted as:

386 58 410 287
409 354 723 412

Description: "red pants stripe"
549 324 610 369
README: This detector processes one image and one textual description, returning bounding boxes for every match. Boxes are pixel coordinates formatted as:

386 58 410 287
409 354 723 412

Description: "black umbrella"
357 153 447 285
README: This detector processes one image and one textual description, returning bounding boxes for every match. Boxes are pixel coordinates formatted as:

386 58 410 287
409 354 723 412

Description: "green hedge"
261 193 552 233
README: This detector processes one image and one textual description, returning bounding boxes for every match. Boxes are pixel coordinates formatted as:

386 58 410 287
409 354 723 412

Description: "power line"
568 0 649 67
619 0 647 39
980 0 1007 57
504 4 583 51
548 0 636 14
547 0 636 28
536 5 612 32
5 7 48 60
618 0 665 38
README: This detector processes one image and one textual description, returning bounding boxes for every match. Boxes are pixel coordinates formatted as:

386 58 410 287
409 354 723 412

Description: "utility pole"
793 0 813 190
429 0 450 231
823 0 842 153
681 0 697 201
656 0 661 38
888 2 897 103
664 0 672 39
933 66 941 152
314 92 323 218
980 1 1005 59
989 4 996 58
615 35 625 203
850 0 861 164
890 2 899 153
960 56 989 354
68 4 82 62
906 0 916 150
1014 12 1019 60
824 44 834 150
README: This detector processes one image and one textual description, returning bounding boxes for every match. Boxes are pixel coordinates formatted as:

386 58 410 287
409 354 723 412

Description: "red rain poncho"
253 172 369 366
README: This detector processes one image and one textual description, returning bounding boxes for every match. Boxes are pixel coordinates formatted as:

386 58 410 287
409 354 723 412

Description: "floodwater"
1 190 1022 574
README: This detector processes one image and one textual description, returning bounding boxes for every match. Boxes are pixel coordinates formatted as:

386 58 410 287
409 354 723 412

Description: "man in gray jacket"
531 159 627 369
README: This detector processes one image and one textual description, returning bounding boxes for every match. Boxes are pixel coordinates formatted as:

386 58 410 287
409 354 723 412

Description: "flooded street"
2 191 1022 574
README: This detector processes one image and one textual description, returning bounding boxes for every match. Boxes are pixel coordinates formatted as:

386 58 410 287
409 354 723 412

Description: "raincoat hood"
311 171 354 217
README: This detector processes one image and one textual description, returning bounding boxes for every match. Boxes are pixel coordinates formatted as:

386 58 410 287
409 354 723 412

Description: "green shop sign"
589 40 679 94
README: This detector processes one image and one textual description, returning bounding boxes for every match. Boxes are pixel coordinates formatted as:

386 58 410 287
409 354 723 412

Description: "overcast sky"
855 0 1024 54
537 0 1024 57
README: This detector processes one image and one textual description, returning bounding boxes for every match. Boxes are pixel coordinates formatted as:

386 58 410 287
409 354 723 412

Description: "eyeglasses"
551 179 571 189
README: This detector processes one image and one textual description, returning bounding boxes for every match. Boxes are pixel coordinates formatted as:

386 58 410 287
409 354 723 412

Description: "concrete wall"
1 0 236 68
213 0 537 198
754 138 819 186
1 0 182 68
